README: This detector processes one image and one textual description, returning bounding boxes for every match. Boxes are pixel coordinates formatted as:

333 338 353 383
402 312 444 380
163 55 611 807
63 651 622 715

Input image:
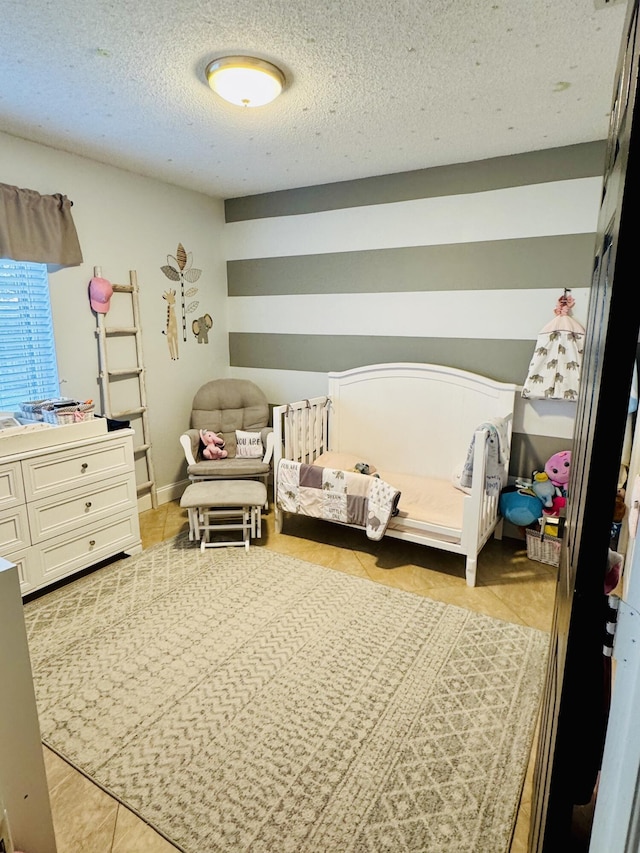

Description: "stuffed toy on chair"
199 428 228 460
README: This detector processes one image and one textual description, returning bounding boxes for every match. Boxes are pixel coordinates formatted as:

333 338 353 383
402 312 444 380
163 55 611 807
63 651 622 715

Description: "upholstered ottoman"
180 480 267 551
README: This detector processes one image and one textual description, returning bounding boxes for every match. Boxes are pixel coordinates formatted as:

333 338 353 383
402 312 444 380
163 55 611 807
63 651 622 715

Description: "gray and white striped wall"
223 141 605 481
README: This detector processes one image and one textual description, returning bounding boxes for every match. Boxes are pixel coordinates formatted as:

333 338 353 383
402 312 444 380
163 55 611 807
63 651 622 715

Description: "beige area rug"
24 535 549 853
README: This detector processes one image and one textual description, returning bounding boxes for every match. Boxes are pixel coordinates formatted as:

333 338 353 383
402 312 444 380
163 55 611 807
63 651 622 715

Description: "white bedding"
314 451 465 531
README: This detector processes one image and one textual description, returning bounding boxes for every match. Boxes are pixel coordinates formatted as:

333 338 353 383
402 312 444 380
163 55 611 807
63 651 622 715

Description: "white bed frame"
273 362 517 586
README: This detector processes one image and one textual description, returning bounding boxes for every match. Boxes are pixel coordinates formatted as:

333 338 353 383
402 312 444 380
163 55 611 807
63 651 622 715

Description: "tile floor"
40 499 559 853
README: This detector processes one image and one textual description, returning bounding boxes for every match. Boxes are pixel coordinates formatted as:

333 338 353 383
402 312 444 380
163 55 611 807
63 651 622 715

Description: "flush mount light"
205 56 285 107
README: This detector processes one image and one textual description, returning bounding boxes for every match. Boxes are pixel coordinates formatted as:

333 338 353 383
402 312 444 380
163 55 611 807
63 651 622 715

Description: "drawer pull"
81 462 89 471
85 501 92 509
89 539 96 547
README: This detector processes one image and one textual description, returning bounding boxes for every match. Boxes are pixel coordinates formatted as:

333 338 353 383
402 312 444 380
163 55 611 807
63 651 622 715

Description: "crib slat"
276 396 329 467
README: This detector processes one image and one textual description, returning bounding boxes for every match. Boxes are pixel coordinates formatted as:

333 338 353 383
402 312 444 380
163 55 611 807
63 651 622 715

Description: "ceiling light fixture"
205 56 285 107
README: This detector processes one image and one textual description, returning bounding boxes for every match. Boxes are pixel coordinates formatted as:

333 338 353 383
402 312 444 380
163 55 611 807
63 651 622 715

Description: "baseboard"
137 479 190 513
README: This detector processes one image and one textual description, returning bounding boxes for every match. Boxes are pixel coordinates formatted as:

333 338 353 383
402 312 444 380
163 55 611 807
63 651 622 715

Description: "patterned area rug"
24 535 549 853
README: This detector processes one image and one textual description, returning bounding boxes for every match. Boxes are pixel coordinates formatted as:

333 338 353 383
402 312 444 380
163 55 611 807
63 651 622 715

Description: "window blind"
0 259 60 411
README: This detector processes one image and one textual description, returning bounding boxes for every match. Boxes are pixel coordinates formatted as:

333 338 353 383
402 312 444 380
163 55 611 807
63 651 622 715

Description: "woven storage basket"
20 397 75 421
42 403 95 425
526 528 561 567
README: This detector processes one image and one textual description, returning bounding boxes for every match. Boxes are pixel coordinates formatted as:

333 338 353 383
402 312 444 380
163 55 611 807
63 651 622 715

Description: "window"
0 259 60 412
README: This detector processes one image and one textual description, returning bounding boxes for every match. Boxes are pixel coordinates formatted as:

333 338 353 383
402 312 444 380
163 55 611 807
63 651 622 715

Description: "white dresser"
0 421 142 596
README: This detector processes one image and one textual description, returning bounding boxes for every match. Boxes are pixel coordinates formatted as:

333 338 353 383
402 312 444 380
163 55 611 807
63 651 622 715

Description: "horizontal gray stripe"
230 333 533 385
510 433 573 482
225 142 606 222
227 234 595 297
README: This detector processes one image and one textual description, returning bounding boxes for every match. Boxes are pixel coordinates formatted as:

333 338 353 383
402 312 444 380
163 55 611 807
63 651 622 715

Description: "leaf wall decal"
184 268 201 282
177 243 187 270
186 300 199 314
161 265 180 281
185 287 198 297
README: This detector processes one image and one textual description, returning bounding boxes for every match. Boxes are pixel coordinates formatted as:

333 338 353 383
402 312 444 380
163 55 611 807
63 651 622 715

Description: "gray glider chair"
179 378 273 507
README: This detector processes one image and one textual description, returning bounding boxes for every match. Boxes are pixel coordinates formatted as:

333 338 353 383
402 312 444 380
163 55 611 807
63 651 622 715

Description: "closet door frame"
530 1 640 849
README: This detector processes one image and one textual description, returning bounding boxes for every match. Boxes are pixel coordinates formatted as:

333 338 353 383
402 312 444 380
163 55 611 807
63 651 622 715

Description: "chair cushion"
183 426 272 467
187 457 270 478
190 379 269 448
180 480 267 508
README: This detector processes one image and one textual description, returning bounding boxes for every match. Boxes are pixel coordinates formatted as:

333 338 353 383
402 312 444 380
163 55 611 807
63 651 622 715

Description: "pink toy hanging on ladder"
521 289 585 401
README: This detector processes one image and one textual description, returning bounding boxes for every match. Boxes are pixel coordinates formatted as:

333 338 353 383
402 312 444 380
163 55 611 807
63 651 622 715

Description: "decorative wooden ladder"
94 266 158 509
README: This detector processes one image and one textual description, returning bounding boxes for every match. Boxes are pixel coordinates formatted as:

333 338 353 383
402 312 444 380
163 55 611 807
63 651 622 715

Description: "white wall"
223 179 601 260
0 131 228 506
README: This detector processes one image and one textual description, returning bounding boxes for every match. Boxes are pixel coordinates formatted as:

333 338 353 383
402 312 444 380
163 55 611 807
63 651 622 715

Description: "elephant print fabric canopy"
521 292 585 401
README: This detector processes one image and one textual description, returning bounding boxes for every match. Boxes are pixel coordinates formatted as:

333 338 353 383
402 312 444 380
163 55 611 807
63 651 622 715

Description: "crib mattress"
313 452 465 531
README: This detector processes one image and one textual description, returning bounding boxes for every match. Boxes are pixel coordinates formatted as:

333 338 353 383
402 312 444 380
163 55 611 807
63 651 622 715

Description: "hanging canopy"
521 293 585 401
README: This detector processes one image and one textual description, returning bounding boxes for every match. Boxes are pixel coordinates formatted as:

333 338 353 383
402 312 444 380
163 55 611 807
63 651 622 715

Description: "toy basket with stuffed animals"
526 527 562 567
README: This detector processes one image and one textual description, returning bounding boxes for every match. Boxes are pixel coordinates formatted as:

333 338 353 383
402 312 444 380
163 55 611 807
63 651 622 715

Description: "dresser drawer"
33 513 141 586
22 437 133 500
5 428 141 596
28 475 137 544
0 460 25 511
0 503 30 554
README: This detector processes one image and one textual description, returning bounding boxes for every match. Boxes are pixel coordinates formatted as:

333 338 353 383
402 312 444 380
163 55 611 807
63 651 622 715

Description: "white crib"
273 362 517 586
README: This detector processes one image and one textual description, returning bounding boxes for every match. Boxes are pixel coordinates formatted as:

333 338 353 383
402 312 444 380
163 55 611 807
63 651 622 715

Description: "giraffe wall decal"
160 243 201 342
162 288 179 360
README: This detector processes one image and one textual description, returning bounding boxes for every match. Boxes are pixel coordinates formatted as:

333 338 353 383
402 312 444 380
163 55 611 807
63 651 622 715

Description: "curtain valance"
0 182 83 267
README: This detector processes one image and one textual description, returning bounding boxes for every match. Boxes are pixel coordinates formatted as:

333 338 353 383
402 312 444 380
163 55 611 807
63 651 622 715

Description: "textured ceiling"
1 0 629 200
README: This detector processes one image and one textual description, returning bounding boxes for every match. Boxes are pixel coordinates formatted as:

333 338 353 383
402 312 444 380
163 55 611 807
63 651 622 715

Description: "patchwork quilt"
277 459 401 541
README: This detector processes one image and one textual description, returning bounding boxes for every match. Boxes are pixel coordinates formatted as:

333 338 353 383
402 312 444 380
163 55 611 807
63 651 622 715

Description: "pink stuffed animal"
545 450 571 494
199 428 228 460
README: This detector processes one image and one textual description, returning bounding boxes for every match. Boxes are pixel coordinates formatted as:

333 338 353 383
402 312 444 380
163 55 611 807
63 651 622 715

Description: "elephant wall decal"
192 314 213 344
